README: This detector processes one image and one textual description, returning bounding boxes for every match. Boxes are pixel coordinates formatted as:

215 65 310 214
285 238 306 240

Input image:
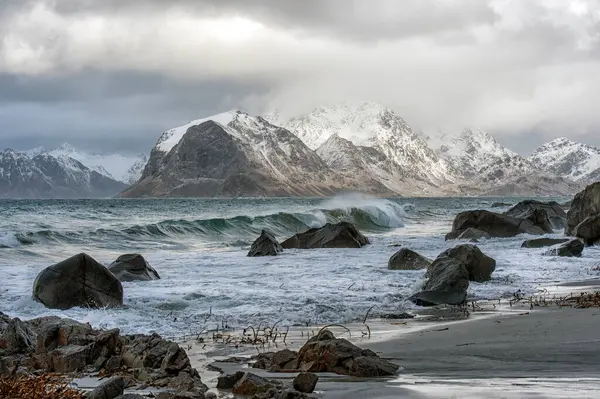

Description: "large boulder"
522 238 571 248
32 253 123 310
388 248 431 270
295 329 399 377
455 228 491 242
440 244 496 282
108 254 160 282
281 222 369 249
446 210 545 240
409 257 469 307
505 200 567 230
247 230 283 257
542 239 584 257
232 372 274 396
566 182 600 235
293 372 319 393
573 214 600 246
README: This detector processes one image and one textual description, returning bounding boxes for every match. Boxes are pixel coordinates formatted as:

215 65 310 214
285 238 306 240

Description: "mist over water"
1 193 597 338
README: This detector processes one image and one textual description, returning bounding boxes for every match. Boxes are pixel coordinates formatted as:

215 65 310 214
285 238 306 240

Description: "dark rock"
248 230 283 257
446 210 545 240
566 182 600 235
108 253 160 282
521 238 571 248
269 349 298 372
295 329 398 377
504 200 567 230
2 318 36 353
573 214 600 245
293 372 318 393
105 356 123 372
379 312 415 320
217 371 245 389
87 377 126 399
232 372 273 396
440 245 496 282
32 253 123 309
543 239 584 257
455 228 491 242
115 395 147 399
388 248 431 270
48 344 90 372
491 202 512 208
281 222 369 249
409 257 469 307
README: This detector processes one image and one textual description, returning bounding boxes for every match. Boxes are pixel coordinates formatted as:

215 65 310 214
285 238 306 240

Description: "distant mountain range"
3 101 599 198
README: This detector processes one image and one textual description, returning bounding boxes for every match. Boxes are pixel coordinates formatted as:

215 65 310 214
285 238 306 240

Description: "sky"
1 0 599 155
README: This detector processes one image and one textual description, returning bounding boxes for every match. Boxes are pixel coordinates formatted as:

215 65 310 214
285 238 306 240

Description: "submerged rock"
388 248 431 270
504 200 567 230
32 253 123 310
446 210 545 240
565 182 600 236
543 239 584 257
440 244 496 282
248 230 283 257
281 222 369 249
522 238 571 248
108 253 160 282
295 329 399 377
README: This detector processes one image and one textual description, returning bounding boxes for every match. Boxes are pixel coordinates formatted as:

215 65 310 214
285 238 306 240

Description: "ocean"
1 194 597 339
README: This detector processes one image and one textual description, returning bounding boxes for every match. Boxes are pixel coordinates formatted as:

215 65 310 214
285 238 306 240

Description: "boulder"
446 210 545 240
440 245 496 282
32 253 123 309
543 239 584 257
388 248 431 270
566 182 600 235
573 214 600 245
409 257 469 307
232 372 273 396
491 202 512 208
269 349 298 372
455 228 491 242
504 200 567 230
293 372 318 393
281 222 369 249
295 329 399 377
217 371 245 389
248 230 283 257
87 376 126 399
521 238 571 248
1 318 36 353
108 254 160 282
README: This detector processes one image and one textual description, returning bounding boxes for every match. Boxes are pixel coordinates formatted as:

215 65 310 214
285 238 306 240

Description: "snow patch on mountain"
529 137 600 183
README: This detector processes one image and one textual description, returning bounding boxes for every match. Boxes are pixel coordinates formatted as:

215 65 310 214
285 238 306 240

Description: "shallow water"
1 193 598 337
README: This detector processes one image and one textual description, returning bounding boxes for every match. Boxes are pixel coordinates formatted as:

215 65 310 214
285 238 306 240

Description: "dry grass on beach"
0 374 83 399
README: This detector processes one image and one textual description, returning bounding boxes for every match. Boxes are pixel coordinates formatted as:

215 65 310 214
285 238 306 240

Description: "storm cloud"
0 0 599 154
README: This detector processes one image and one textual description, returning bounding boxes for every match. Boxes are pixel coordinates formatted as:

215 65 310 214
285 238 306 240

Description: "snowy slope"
529 137 600 183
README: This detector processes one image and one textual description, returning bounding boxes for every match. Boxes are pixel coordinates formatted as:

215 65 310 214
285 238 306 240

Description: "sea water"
1 194 597 338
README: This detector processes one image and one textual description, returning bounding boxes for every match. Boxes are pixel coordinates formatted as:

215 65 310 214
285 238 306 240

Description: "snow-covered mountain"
122 110 345 197
528 137 600 183
0 149 126 199
31 144 147 184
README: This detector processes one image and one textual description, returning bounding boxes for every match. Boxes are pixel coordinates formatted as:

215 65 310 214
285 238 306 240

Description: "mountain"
32 144 147 184
0 149 127 199
528 137 600 183
122 110 345 197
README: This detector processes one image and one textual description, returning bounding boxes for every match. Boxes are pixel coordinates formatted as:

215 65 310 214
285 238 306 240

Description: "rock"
293 372 318 393
295 329 398 377
108 253 160 282
32 253 123 309
455 228 491 242
105 356 123 372
281 222 369 249
87 377 126 399
566 182 600 235
248 230 283 257
388 248 431 270
440 245 496 282
543 239 585 257
504 200 567 230
217 371 245 389
562 200 572 209
573 214 600 245
2 318 36 353
232 372 273 396
269 349 298 372
446 210 545 240
409 257 469 307
491 202 512 208
115 395 147 399
48 344 90 372
521 238 571 248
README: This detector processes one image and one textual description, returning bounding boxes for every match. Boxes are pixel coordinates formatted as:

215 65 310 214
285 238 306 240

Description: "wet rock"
232 372 274 396
388 248 431 270
87 377 126 399
440 244 496 282
293 372 318 393
217 371 245 389
505 200 567 230
566 182 600 236
491 202 512 208
269 349 298 372
32 253 123 309
573 214 600 245
446 210 545 240
455 228 491 242
543 239 584 257
521 238 571 248
108 253 160 282
2 318 36 353
248 230 283 257
409 257 469 307
295 329 399 377
281 222 369 249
